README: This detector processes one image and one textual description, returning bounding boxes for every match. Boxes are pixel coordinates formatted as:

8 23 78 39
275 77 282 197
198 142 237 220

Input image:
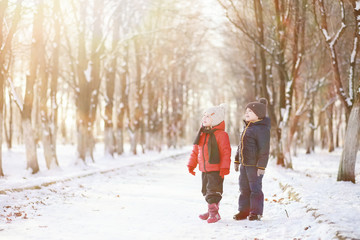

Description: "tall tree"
130 37 145 154
104 4 121 157
49 0 61 164
38 0 59 169
0 0 8 177
115 44 129 155
21 0 47 173
76 0 103 162
0 0 23 175
336 0 360 183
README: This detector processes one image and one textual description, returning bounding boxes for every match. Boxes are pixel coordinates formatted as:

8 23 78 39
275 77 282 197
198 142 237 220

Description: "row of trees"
0 0 215 175
218 0 360 182
0 0 358 183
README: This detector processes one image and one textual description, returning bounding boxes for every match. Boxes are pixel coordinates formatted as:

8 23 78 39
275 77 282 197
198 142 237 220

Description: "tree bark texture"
337 96 360 183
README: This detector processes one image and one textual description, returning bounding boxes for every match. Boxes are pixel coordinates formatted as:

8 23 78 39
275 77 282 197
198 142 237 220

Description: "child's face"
202 112 213 127
245 108 259 122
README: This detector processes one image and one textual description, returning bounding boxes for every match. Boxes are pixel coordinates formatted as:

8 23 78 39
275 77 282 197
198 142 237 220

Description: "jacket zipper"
241 120 261 166
240 122 250 165
202 133 208 172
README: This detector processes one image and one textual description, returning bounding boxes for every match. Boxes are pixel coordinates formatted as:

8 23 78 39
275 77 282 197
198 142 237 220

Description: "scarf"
193 127 220 164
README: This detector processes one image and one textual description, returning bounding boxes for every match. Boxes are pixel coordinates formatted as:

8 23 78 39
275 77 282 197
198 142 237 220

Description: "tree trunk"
335 106 342 148
337 96 360 183
145 76 159 151
326 102 334 152
22 118 39 173
319 112 326 149
104 127 115 157
0 1 4 174
315 0 351 116
76 0 103 162
87 0 103 158
284 0 307 160
336 0 360 161
306 99 315 154
4 90 13 149
104 8 119 157
76 2 90 162
21 0 44 173
0 0 21 176
36 0 58 169
255 0 279 162
49 0 61 166
116 45 129 155
77 123 94 162
129 128 137 155
115 128 124 155
131 38 144 154
273 0 291 167
0 72 4 176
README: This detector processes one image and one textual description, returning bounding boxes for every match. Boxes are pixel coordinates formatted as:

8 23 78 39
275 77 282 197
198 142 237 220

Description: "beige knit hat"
204 103 226 126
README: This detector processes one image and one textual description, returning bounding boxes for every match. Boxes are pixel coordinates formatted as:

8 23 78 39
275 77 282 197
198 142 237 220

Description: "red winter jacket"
188 121 231 172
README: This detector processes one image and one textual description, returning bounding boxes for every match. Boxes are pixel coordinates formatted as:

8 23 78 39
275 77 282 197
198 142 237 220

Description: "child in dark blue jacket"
233 98 271 221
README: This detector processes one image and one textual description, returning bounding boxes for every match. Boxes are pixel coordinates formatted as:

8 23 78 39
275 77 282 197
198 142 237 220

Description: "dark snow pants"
201 171 224 204
238 165 264 215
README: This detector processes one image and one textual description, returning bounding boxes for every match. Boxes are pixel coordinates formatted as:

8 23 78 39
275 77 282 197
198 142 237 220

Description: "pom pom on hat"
246 98 268 119
204 103 226 126
259 98 268 105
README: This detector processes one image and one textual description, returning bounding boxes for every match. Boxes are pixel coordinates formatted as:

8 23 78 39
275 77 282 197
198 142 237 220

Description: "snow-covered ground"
0 145 359 240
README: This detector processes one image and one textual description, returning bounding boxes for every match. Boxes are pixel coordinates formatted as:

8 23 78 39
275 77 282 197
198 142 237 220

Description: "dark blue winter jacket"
234 117 271 169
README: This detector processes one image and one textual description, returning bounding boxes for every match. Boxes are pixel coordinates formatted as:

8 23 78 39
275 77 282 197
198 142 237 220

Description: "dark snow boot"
233 211 249 220
207 203 221 223
248 213 262 221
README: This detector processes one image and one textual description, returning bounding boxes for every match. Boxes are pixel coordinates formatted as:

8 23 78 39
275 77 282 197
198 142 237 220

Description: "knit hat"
204 103 226 126
245 98 268 119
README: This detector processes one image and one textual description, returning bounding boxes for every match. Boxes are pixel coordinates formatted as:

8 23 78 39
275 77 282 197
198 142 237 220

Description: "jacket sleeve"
255 127 270 169
234 145 240 164
219 132 231 169
187 144 199 168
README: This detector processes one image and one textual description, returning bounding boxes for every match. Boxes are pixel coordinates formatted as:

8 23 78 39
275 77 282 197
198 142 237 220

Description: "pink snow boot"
207 203 221 223
199 211 209 220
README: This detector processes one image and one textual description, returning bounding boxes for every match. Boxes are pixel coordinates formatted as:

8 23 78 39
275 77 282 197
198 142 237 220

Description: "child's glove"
257 168 265 176
234 162 240 172
219 168 229 178
188 166 196 176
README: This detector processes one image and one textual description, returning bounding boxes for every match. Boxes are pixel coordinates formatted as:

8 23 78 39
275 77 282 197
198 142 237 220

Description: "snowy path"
1 149 359 240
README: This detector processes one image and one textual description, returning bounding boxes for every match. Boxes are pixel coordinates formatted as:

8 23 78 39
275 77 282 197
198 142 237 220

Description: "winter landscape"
1 0 360 240
0 145 359 240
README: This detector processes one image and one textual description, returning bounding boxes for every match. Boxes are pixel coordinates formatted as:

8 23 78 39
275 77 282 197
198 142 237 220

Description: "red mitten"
219 168 229 178
188 166 196 176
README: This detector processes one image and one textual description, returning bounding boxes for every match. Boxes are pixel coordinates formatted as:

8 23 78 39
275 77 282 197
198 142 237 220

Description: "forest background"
0 0 359 183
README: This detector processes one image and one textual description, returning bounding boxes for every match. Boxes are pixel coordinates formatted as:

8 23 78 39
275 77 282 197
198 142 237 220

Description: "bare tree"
49 0 62 166
21 0 48 173
336 1 360 183
38 0 59 169
75 0 104 162
115 44 130 155
0 0 7 176
103 4 121 157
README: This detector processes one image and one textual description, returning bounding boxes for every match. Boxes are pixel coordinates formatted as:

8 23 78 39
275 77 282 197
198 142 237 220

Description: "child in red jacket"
187 104 231 223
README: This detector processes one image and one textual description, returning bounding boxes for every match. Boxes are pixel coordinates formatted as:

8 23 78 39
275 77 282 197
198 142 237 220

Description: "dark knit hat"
245 98 268 119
